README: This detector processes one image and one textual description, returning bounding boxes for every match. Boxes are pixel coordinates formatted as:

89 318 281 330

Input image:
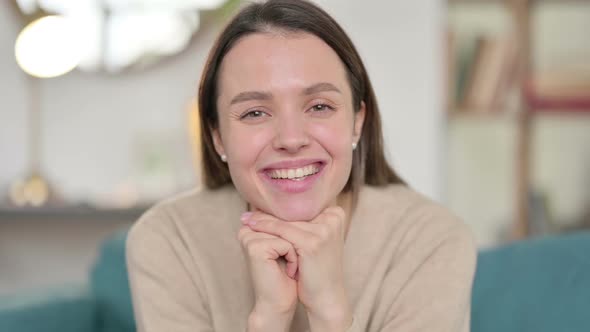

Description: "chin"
265 197 327 222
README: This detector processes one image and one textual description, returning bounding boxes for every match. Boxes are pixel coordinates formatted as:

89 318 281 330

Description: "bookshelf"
447 0 590 242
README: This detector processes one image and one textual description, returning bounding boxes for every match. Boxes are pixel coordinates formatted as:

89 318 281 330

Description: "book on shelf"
452 33 479 110
451 33 590 115
451 33 519 115
528 190 555 236
463 36 518 112
525 69 590 112
446 29 456 112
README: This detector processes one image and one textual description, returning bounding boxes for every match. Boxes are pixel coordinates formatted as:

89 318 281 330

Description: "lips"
263 158 324 168
260 159 326 193
268 163 321 180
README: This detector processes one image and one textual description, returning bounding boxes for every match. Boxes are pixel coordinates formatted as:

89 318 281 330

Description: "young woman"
126 1 476 331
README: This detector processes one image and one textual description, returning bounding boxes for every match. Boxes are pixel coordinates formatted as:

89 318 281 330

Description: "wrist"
306 293 353 332
307 307 353 332
247 303 296 332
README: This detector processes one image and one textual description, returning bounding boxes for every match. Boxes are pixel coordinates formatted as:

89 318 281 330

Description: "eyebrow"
230 91 272 105
229 82 342 105
303 82 341 95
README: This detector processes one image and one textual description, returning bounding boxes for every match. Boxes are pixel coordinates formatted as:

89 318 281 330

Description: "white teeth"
269 164 320 180
295 168 303 178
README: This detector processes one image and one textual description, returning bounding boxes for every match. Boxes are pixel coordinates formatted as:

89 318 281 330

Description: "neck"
337 191 353 239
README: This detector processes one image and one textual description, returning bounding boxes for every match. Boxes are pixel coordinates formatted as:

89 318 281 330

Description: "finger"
239 204 267 223
237 225 253 243
310 206 346 224
249 204 264 212
238 225 280 247
241 215 301 279
247 237 299 279
259 238 297 261
246 218 313 249
285 221 316 232
269 238 299 279
283 241 299 279
289 208 344 230
241 210 281 225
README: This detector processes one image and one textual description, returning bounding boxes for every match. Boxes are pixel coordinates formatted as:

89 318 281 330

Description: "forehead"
217 31 350 99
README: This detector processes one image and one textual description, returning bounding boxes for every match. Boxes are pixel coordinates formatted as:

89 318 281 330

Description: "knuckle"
317 223 332 239
258 219 271 229
327 205 345 216
237 226 250 238
240 237 254 250
321 207 344 223
306 235 322 255
261 220 281 234
330 215 341 226
237 228 251 244
246 239 266 257
327 213 345 229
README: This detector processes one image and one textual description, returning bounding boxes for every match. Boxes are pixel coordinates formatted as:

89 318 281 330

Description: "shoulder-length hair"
198 0 405 202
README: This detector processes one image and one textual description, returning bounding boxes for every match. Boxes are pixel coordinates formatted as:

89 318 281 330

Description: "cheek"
224 127 270 175
310 118 354 160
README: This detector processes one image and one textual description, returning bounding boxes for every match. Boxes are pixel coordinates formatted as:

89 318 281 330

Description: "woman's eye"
310 103 333 112
240 110 267 119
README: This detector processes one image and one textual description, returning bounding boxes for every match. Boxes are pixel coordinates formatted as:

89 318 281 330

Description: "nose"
272 113 310 154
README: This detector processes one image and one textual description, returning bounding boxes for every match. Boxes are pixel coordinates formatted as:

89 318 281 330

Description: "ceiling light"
15 15 82 78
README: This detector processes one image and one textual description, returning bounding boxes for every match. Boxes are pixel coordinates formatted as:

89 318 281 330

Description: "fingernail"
247 219 257 226
240 212 253 223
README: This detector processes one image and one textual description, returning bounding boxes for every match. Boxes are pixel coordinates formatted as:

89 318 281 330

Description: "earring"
220 154 227 162
352 142 357 150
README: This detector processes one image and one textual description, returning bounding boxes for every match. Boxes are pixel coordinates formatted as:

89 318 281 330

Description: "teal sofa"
471 231 590 332
1 230 589 332
0 231 134 332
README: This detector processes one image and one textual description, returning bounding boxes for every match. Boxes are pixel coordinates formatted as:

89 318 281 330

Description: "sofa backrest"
92 228 590 332
90 229 136 332
471 231 590 332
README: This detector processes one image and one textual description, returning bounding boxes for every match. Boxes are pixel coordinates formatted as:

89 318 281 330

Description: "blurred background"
0 0 588 311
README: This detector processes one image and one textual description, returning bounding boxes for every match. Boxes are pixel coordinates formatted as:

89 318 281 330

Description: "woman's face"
213 32 365 221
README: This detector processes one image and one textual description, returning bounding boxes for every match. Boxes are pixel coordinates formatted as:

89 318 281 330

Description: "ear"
353 101 366 143
211 128 225 157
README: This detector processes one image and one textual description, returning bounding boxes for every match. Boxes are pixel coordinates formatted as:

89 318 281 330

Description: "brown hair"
198 0 405 201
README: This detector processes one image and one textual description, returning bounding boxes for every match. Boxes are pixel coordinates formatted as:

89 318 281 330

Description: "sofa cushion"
90 230 136 332
472 231 590 332
0 285 96 332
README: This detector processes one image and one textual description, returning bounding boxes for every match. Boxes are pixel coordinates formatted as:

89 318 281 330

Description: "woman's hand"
242 207 353 332
237 224 299 332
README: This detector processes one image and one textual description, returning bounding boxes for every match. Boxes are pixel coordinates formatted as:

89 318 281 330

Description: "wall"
0 0 446 204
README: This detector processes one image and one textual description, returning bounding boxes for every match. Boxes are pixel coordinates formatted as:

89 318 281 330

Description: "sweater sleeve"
349 217 476 332
126 208 214 332
387 223 475 332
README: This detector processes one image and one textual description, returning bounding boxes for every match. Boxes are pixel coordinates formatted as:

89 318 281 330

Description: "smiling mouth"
267 163 321 181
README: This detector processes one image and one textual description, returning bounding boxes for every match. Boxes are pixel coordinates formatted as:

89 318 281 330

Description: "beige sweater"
126 184 476 332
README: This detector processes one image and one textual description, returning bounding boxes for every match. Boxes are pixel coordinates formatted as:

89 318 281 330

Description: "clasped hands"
238 206 353 332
